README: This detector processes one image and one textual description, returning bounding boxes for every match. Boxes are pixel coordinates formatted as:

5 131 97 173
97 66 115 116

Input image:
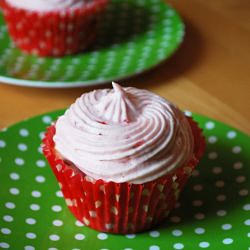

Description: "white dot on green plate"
243 204 250 211
172 229 182 236
0 140 6 148
3 215 13 222
26 232 36 239
244 219 250 226
52 205 62 212
0 242 10 249
75 233 85 240
17 143 27 151
97 233 108 240
5 202 15 209
149 231 160 237
199 242 210 248
53 220 63 227
194 228 205 234
15 158 25 166
227 131 236 139
36 160 46 168
149 246 160 250
205 121 215 130
126 234 136 239
221 224 232 230
9 187 20 195
173 243 184 249
222 238 233 244
1 228 11 235
49 234 60 241
19 129 29 137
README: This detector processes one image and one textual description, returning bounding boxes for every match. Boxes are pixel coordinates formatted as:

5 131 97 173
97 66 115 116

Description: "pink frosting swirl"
53 83 194 184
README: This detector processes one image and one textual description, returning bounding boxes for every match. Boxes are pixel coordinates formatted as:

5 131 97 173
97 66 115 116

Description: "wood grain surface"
0 0 249 134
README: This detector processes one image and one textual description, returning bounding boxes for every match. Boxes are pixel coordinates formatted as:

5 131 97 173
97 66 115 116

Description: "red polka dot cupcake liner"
42 117 205 234
0 0 108 57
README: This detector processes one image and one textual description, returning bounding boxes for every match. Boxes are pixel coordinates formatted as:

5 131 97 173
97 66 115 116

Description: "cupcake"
0 0 108 57
42 82 205 234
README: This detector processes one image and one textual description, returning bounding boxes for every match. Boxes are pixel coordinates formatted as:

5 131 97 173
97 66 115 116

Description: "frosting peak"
95 82 137 124
53 85 194 184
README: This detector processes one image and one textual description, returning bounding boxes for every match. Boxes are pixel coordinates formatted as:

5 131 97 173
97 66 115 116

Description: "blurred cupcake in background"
0 0 108 57
42 82 206 234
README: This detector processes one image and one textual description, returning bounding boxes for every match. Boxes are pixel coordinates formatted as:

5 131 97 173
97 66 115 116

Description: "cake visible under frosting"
53 82 194 184
5 0 89 11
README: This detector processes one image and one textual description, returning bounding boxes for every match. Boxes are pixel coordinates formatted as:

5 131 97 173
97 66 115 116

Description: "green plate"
0 110 249 249
0 0 184 88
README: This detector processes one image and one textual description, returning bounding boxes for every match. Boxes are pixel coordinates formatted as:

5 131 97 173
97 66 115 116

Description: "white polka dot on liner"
126 234 136 239
227 131 237 139
35 175 46 183
37 146 43 154
192 170 200 177
9 172 20 180
149 246 160 250
173 243 184 249
0 242 10 248
49 234 60 241
244 219 250 226
199 242 210 248
15 158 24 166
192 200 203 207
36 160 46 168
232 146 242 154
222 238 233 244
3 215 13 222
222 224 232 230
170 216 181 223
18 143 27 151
5 202 15 209
248 233 250 237
205 121 215 130
53 220 63 227
31 190 41 198
1 228 11 234
39 132 45 140
25 218 36 225
172 229 182 236
9 187 20 195
19 128 29 137
26 232 36 239
193 184 203 191
30 204 40 211
194 227 205 234
52 205 62 212
97 233 108 240
149 231 160 237
0 140 6 148
75 233 85 240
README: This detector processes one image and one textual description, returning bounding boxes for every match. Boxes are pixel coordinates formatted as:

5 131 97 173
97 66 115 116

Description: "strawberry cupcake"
42 82 205 234
0 0 108 57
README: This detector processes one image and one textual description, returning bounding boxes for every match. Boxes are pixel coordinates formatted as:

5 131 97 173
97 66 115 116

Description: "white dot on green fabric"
97 233 108 240
216 210 227 216
172 230 182 236
149 231 160 237
31 190 41 198
36 160 46 167
173 243 184 249
18 143 27 151
227 131 237 139
1 228 11 234
243 204 250 211
9 173 20 180
75 233 85 240
195 228 205 234
25 218 36 225
126 234 136 239
5 202 15 209
9 187 20 195
199 242 210 248
205 121 215 130
42 116 52 124
0 140 6 147
216 194 226 202
195 213 205 220
208 152 218 160
149 246 160 250
30 204 40 211
19 129 29 137
24 246 35 250
244 219 250 226
35 175 46 183
3 215 13 222
222 224 232 230
222 238 233 244
232 146 242 154
56 191 63 198
207 136 217 144
53 220 63 227
170 216 181 223
15 158 24 165
0 242 10 248
233 162 243 169
39 132 45 139
52 205 62 212
239 189 248 196
75 220 84 227
26 232 36 239
247 233 250 237
49 234 60 241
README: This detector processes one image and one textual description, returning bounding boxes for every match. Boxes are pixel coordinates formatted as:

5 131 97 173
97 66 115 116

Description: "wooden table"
0 0 249 134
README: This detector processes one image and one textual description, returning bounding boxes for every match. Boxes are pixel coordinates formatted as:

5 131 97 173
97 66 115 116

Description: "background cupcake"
43 83 205 234
0 0 108 57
